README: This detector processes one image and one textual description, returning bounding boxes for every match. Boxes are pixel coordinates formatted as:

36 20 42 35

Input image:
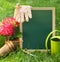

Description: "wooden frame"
21 7 55 51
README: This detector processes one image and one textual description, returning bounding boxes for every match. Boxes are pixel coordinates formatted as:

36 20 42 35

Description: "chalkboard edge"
23 49 50 52
32 7 55 10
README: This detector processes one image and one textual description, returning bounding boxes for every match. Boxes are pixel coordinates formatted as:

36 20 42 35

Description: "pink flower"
2 17 20 27
0 23 14 36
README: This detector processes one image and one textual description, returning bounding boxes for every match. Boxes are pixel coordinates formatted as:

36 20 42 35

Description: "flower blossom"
2 17 20 27
0 23 14 36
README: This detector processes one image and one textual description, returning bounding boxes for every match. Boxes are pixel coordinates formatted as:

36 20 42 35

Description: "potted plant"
0 17 22 56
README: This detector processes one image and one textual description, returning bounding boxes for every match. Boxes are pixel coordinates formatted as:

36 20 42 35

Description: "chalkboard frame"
22 7 55 51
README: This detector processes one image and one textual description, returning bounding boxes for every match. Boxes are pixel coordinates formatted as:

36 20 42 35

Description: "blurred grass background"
0 0 60 30
0 0 60 62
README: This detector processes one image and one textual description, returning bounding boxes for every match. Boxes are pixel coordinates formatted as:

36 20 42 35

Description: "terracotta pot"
12 38 23 48
0 39 20 57
0 38 22 57
0 41 16 57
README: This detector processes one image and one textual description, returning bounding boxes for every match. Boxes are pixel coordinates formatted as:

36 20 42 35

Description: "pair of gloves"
14 3 32 23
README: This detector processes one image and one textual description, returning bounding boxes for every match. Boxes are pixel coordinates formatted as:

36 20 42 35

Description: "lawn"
0 0 60 30
0 0 60 62
0 49 60 62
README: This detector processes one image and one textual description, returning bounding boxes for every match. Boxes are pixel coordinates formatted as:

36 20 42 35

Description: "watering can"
45 30 60 55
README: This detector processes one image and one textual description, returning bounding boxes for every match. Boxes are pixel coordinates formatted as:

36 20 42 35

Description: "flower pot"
0 41 15 57
12 38 23 48
0 38 22 57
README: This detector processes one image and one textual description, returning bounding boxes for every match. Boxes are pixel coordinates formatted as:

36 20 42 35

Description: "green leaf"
10 27 22 40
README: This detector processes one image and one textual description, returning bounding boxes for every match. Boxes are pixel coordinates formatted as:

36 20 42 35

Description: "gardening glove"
14 3 32 23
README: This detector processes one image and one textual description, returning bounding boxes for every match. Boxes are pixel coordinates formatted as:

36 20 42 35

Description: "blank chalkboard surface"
23 7 55 49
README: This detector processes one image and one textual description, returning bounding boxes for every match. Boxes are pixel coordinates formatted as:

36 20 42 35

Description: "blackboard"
23 7 55 49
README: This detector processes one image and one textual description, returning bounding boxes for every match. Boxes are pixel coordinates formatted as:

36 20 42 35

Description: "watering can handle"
45 30 60 52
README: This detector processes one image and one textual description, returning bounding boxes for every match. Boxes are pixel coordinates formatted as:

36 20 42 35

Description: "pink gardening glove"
14 3 32 23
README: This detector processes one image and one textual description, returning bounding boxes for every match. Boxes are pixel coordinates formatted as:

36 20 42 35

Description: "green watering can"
45 30 60 55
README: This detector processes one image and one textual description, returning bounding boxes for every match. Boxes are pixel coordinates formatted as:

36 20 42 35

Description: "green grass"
0 0 60 62
0 0 60 29
0 49 60 62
